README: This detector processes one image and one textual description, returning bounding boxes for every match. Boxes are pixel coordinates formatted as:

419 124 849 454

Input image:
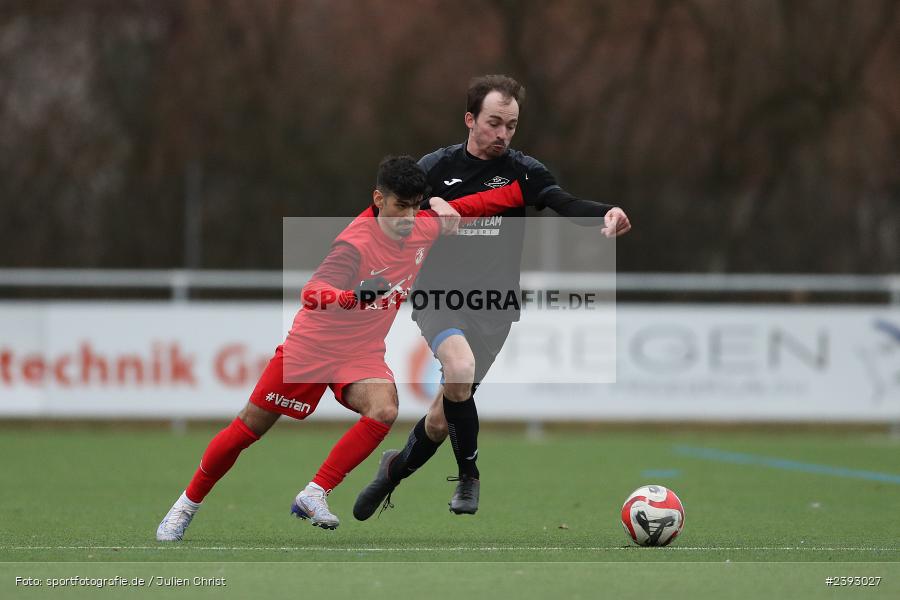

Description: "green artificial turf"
1 425 897 599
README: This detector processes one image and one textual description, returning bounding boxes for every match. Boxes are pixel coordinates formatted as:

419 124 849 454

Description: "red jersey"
286 182 523 366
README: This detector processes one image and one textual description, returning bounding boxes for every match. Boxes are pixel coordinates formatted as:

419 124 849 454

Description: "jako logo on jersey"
443 178 462 186
484 176 510 189
415 247 425 265
265 392 311 414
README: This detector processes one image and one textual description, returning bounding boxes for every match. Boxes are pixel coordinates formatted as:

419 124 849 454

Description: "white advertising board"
0 302 897 421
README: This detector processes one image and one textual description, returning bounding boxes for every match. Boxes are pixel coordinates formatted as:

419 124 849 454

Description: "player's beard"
487 142 507 158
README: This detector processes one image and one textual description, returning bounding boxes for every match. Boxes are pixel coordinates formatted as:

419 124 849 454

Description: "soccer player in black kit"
354 75 632 519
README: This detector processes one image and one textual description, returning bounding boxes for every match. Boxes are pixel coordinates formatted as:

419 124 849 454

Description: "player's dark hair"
467 74 525 118
376 155 428 206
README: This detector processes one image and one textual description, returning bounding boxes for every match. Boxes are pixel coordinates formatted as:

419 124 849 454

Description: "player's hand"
354 275 391 306
601 207 631 238
429 196 461 235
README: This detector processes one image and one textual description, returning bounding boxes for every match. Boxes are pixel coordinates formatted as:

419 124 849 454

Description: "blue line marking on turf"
674 446 900 485
641 469 681 478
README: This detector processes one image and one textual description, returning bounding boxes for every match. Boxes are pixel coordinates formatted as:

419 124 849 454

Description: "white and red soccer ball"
621 485 685 546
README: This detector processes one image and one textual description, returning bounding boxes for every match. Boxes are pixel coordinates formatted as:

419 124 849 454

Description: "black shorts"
413 308 512 389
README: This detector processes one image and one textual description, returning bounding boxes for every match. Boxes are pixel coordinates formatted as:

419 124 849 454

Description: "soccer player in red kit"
156 156 524 539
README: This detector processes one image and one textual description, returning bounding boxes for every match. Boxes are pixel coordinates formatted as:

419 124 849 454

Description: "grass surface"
1 425 898 598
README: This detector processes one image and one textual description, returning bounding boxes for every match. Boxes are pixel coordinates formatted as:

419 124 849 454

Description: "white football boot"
291 483 340 530
156 492 201 541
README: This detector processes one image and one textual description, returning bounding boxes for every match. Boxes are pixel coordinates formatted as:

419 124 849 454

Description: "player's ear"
373 189 384 209
464 112 476 130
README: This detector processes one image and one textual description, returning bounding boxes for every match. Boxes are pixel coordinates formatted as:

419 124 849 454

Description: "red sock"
185 417 260 503
312 416 391 492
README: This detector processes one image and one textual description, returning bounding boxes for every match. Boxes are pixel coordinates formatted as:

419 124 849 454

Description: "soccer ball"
621 485 685 546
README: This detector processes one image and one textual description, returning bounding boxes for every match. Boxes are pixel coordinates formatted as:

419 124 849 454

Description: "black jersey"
412 143 562 323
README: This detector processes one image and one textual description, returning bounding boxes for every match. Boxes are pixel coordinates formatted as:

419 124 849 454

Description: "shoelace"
307 488 335 516
446 476 476 500
376 492 394 518
375 455 399 518
164 505 193 529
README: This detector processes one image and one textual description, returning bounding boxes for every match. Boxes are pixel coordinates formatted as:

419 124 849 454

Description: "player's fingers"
441 216 459 235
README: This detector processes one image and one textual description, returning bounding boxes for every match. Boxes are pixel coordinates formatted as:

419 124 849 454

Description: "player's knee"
366 397 398 425
238 404 276 437
442 357 475 387
442 381 473 402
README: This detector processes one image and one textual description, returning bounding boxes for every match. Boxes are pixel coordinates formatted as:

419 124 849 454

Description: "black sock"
388 416 442 482
443 394 480 478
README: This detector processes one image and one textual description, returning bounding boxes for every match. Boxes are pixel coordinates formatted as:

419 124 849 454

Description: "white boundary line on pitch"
2 546 898 552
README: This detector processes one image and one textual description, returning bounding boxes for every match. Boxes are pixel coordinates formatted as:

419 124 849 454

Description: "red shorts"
248 345 395 420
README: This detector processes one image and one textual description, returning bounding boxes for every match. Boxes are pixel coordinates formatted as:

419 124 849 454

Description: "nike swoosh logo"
370 267 389 276
465 449 478 460
444 178 462 186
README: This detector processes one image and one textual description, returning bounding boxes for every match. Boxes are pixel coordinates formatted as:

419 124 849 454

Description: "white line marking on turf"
3 546 897 552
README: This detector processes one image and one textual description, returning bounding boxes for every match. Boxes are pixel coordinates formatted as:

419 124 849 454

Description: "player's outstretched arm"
417 183 524 237
538 188 631 237
447 180 525 219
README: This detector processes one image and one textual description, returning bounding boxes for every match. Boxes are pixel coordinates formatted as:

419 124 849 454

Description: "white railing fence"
1 269 899 303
